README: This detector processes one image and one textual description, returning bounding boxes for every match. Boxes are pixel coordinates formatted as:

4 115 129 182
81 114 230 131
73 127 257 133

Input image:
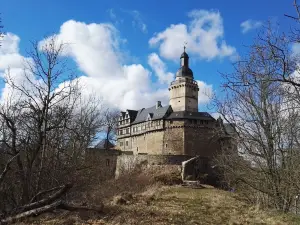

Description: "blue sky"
0 0 297 113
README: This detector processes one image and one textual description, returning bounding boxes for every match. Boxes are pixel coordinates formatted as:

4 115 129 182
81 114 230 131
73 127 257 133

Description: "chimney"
156 101 162 109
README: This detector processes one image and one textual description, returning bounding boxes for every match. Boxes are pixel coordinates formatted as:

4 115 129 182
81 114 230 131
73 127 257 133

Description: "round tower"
169 48 199 112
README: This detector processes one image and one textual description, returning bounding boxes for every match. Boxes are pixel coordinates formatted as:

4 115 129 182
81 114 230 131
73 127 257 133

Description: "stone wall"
184 126 221 157
117 120 165 154
85 149 120 179
163 120 185 154
131 130 165 155
115 154 193 178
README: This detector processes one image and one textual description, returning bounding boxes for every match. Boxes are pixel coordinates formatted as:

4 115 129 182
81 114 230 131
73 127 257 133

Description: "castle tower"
169 48 199 112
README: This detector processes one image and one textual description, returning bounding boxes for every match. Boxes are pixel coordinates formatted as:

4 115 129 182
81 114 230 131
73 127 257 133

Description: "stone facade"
116 50 233 158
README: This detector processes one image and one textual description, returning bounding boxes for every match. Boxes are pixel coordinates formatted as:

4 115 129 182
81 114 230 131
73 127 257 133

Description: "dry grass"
17 167 300 225
20 185 300 225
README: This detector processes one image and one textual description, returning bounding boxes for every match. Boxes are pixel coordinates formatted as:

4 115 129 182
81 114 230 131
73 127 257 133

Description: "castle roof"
132 104 171 124
126 109 138 121
167 111 215 120
94 139 115 149
176 48 194 78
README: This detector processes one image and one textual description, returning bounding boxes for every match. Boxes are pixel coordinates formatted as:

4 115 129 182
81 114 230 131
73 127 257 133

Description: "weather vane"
183 41 187 52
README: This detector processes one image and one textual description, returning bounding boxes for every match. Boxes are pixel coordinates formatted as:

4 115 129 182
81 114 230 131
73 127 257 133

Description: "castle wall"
115 154 193 178
85 149 120 179
163 120 185 154
117 120 165 154
184 125 221 157
131 130 165 155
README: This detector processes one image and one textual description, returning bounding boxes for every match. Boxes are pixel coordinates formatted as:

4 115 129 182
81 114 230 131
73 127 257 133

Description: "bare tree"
102 109 119 150
215 23 300 212
0 35 104 219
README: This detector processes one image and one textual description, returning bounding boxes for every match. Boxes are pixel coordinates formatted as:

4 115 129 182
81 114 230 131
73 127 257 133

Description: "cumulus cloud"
0 20 214 111
37 20 162 110
149 9 236 61
148 53 174 84
196 80 213 104
240 19 262 34
130 10 147 33
0 33 34 101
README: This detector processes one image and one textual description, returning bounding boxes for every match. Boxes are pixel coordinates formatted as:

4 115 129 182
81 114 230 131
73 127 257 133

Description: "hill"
21 185 300 225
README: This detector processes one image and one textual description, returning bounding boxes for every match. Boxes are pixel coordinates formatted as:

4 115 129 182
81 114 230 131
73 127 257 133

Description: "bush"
154 172 182 185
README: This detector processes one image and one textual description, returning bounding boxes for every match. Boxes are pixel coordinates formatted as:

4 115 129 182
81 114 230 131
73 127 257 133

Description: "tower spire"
183 41 187 53
180 44 189 68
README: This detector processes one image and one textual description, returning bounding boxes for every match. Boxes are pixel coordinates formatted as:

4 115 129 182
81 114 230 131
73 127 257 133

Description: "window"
126 141 128 146
126 128 129 134
169 121 173 124
120 142 123 146
106 159 110 166
137 147 139 152
120 130 123 135
165 143 168 148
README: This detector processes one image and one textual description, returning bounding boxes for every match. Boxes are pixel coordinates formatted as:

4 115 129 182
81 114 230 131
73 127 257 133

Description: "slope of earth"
22 185 300 225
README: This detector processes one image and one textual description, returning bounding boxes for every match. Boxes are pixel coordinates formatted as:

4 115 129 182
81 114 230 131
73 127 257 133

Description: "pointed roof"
176 47 193 78
94 139 115 149
132 105 171 124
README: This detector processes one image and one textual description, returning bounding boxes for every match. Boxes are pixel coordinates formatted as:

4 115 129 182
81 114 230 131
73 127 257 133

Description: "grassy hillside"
22 185 300 225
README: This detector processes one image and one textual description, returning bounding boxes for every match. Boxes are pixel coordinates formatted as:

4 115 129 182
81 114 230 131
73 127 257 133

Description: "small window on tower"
181 57 184 66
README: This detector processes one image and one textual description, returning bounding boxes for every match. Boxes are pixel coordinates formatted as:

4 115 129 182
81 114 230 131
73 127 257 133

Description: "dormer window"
147 113 153 121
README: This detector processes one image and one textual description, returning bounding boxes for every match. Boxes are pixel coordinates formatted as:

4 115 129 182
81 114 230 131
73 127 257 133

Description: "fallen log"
1 200 63 224
29 185 65 203
0 201 104 224
14 183 73 214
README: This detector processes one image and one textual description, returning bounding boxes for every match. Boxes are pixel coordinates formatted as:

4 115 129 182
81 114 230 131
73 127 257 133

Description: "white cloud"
149 9 236 61
107 8 117 21
196 80 213 104
240 20 262 34
130 10 147 33
148 53 174 84
0 20 214 111
37 20 167 110
0 33 34 101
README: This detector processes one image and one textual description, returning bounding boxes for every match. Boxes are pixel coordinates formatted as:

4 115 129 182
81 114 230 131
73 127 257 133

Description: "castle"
116 49 233 157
